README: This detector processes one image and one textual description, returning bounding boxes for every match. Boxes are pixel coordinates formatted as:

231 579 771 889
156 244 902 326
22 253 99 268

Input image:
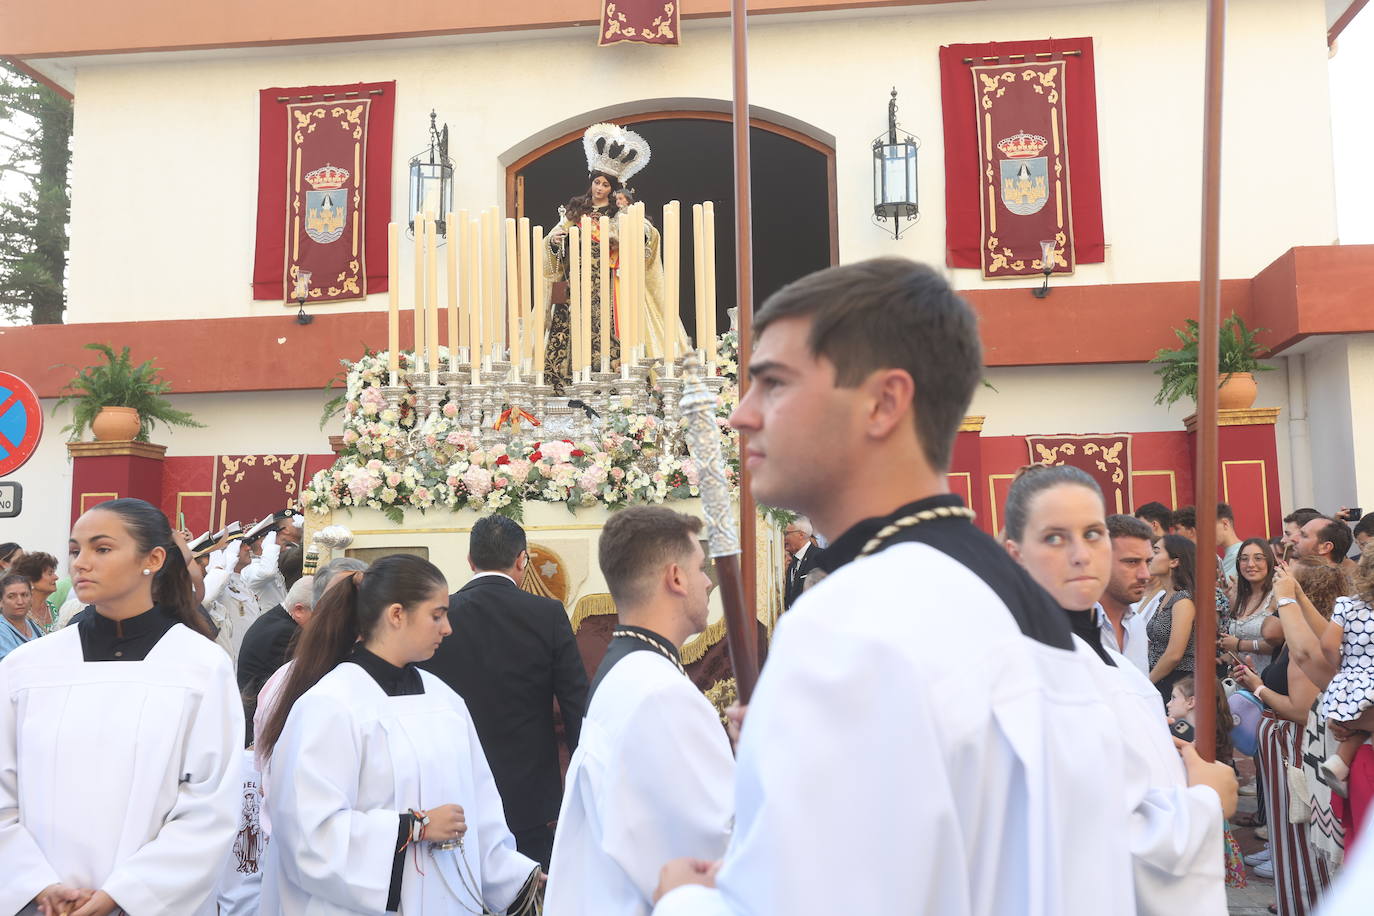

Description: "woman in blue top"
0 572 43 660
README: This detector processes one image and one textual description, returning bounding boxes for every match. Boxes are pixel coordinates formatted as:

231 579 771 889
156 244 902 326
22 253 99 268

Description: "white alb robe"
654 542 1136 916
545 652 734 916
0 624 243 915
216 748 269 916
260 664 537 915
1076 636 1227 915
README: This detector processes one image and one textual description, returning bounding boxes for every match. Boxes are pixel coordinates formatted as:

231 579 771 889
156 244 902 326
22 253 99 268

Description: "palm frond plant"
1150 313 1273 408
54 343 205 441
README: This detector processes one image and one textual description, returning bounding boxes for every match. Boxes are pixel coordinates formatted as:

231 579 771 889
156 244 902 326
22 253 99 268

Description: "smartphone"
1170 719 1196 743
1349 507 1363 521
177 511 185 531
1222 649 1244 669
1282 541 1293 563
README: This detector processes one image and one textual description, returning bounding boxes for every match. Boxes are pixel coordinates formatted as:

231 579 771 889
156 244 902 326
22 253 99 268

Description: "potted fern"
55 343 205 442
1151 313 1272 410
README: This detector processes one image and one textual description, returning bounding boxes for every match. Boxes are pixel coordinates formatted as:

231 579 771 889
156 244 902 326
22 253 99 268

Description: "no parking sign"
0 370 43 477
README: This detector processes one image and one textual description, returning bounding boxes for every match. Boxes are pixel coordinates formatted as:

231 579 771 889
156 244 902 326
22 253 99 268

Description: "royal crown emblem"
996 131 1050 216
303 164 351 244
996 131 1049 160
304 164 350 191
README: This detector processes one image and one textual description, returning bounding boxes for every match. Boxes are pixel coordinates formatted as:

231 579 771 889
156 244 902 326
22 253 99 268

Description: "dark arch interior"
516 118 832 342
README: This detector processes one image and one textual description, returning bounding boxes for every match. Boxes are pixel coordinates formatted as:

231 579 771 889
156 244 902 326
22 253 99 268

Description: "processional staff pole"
1192 0 1228 764
726 0 760 700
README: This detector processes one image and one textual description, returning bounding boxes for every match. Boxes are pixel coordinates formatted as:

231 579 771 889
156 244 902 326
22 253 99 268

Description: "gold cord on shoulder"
858 506 977 558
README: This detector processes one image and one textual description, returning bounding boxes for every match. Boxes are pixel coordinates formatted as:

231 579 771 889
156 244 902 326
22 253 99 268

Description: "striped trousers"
1258 713 1333 915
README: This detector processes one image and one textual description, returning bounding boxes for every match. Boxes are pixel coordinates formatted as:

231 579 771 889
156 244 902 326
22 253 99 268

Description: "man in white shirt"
545 507 733 916
1097 514 1156 674
653 257 1134 916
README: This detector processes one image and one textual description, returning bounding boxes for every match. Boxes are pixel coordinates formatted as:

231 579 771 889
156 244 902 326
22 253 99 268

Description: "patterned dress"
1319 596 1374 723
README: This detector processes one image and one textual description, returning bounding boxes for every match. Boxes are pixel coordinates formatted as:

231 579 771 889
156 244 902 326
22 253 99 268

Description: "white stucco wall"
62 0 1337 324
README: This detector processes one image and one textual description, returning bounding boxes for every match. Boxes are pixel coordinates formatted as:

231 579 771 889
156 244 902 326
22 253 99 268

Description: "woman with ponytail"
259 554 542 915
0 498 243 916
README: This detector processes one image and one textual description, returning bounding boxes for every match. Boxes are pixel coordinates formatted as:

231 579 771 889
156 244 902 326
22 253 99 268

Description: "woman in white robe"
1001 465 1237 916
258 553 541 915
0 497 243 916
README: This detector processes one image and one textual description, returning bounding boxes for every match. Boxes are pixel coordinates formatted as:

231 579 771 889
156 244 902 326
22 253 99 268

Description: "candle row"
387 208 547 387
385 199 722 390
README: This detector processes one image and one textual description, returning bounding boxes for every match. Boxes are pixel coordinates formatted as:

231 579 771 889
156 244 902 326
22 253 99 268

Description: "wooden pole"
727 0 760 701
1192 0 1227 763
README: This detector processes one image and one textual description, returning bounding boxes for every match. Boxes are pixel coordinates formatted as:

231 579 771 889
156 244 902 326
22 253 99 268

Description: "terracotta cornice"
66 440 168 460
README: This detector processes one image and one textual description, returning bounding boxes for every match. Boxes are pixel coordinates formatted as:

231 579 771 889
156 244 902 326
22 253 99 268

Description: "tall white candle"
569 223 582 381
388 222 400 385
456 210 470 354
662 201 679 376
703 201 718 368
692 204 705 359
467 217 481 384
532 224 546 386
413 217 426 374
518 216 532 372
505 218 519 370
599 214 611 374
447 213 459 372
426 217 440 385
580 216 593 379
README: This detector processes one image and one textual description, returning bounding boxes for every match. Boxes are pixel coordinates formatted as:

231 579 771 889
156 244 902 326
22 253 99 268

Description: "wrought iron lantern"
408 110 453 237
872 88 920 239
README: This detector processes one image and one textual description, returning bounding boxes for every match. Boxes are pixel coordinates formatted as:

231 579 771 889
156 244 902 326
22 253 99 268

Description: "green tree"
0 60 71 325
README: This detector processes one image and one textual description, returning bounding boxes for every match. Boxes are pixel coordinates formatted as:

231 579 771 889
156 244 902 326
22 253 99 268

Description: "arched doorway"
506 111 836 344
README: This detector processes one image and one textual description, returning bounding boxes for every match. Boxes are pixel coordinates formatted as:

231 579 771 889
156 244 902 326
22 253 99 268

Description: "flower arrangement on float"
305 346 741 522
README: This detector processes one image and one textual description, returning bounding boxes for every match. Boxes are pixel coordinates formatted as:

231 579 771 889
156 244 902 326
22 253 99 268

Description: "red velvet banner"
252 81 394 303
1026 434 1135 516
940 39 1104 273
599 1 680 46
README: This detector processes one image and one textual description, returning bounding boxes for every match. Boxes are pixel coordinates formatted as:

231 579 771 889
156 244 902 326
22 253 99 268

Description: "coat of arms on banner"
998 131 1049 216
304 165 350 244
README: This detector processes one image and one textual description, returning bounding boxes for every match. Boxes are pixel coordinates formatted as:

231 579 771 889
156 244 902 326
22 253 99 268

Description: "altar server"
258 554 541 915
0 497 243 916
1003 465 1235 916
654 258 1134 915
545 507 733 916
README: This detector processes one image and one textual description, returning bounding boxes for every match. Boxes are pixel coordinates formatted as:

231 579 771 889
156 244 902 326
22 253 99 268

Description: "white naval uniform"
242 531 289 611
1076 635 1227 915
203 547 262 660
545 650 734 916
0 624 243 915
655 538 1136 916
260 664 537 915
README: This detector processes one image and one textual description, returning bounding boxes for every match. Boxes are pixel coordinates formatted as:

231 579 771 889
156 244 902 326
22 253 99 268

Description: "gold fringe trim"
680 615 727 665
571 593 618 633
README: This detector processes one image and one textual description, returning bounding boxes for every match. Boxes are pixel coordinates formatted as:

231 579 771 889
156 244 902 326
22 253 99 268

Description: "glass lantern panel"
873 150 884 210
882 145 913 207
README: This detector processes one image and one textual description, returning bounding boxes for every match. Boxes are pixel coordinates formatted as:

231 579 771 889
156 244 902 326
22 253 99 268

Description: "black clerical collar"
818 493 969 574
1064 607 1116 667
347 644 425 697
78 604 180 662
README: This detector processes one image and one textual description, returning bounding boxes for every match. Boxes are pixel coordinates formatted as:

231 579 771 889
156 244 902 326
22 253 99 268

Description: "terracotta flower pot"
91 406 141 442
1217 372 1258 411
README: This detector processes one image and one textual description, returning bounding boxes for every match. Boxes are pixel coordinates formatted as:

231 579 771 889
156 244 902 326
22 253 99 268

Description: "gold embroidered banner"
1026 434 1134 515
974 61 1074 279
600 1 680 46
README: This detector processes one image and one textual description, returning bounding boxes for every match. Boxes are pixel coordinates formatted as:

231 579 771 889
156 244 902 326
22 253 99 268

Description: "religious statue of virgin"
540 122 689 392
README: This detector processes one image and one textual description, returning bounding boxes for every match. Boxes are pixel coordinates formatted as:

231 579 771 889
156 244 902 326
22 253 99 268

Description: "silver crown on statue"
583 122 651 183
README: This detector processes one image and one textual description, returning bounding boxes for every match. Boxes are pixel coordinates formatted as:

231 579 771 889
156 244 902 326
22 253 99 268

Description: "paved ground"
1228 757 1274 915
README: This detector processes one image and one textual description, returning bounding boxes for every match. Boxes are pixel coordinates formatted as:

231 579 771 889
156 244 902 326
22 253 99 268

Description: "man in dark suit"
420 515 588 870
783 516 825 610
236 569 312 746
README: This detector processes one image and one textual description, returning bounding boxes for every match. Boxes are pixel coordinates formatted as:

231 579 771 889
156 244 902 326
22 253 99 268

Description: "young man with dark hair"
1098 514 1156 674
653 258 1134 915
419 515 588 870
1354 512 1374 556
1134 501 1173 539
1171 505 1198 541
546 506 733 916
1216 503 1242 581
